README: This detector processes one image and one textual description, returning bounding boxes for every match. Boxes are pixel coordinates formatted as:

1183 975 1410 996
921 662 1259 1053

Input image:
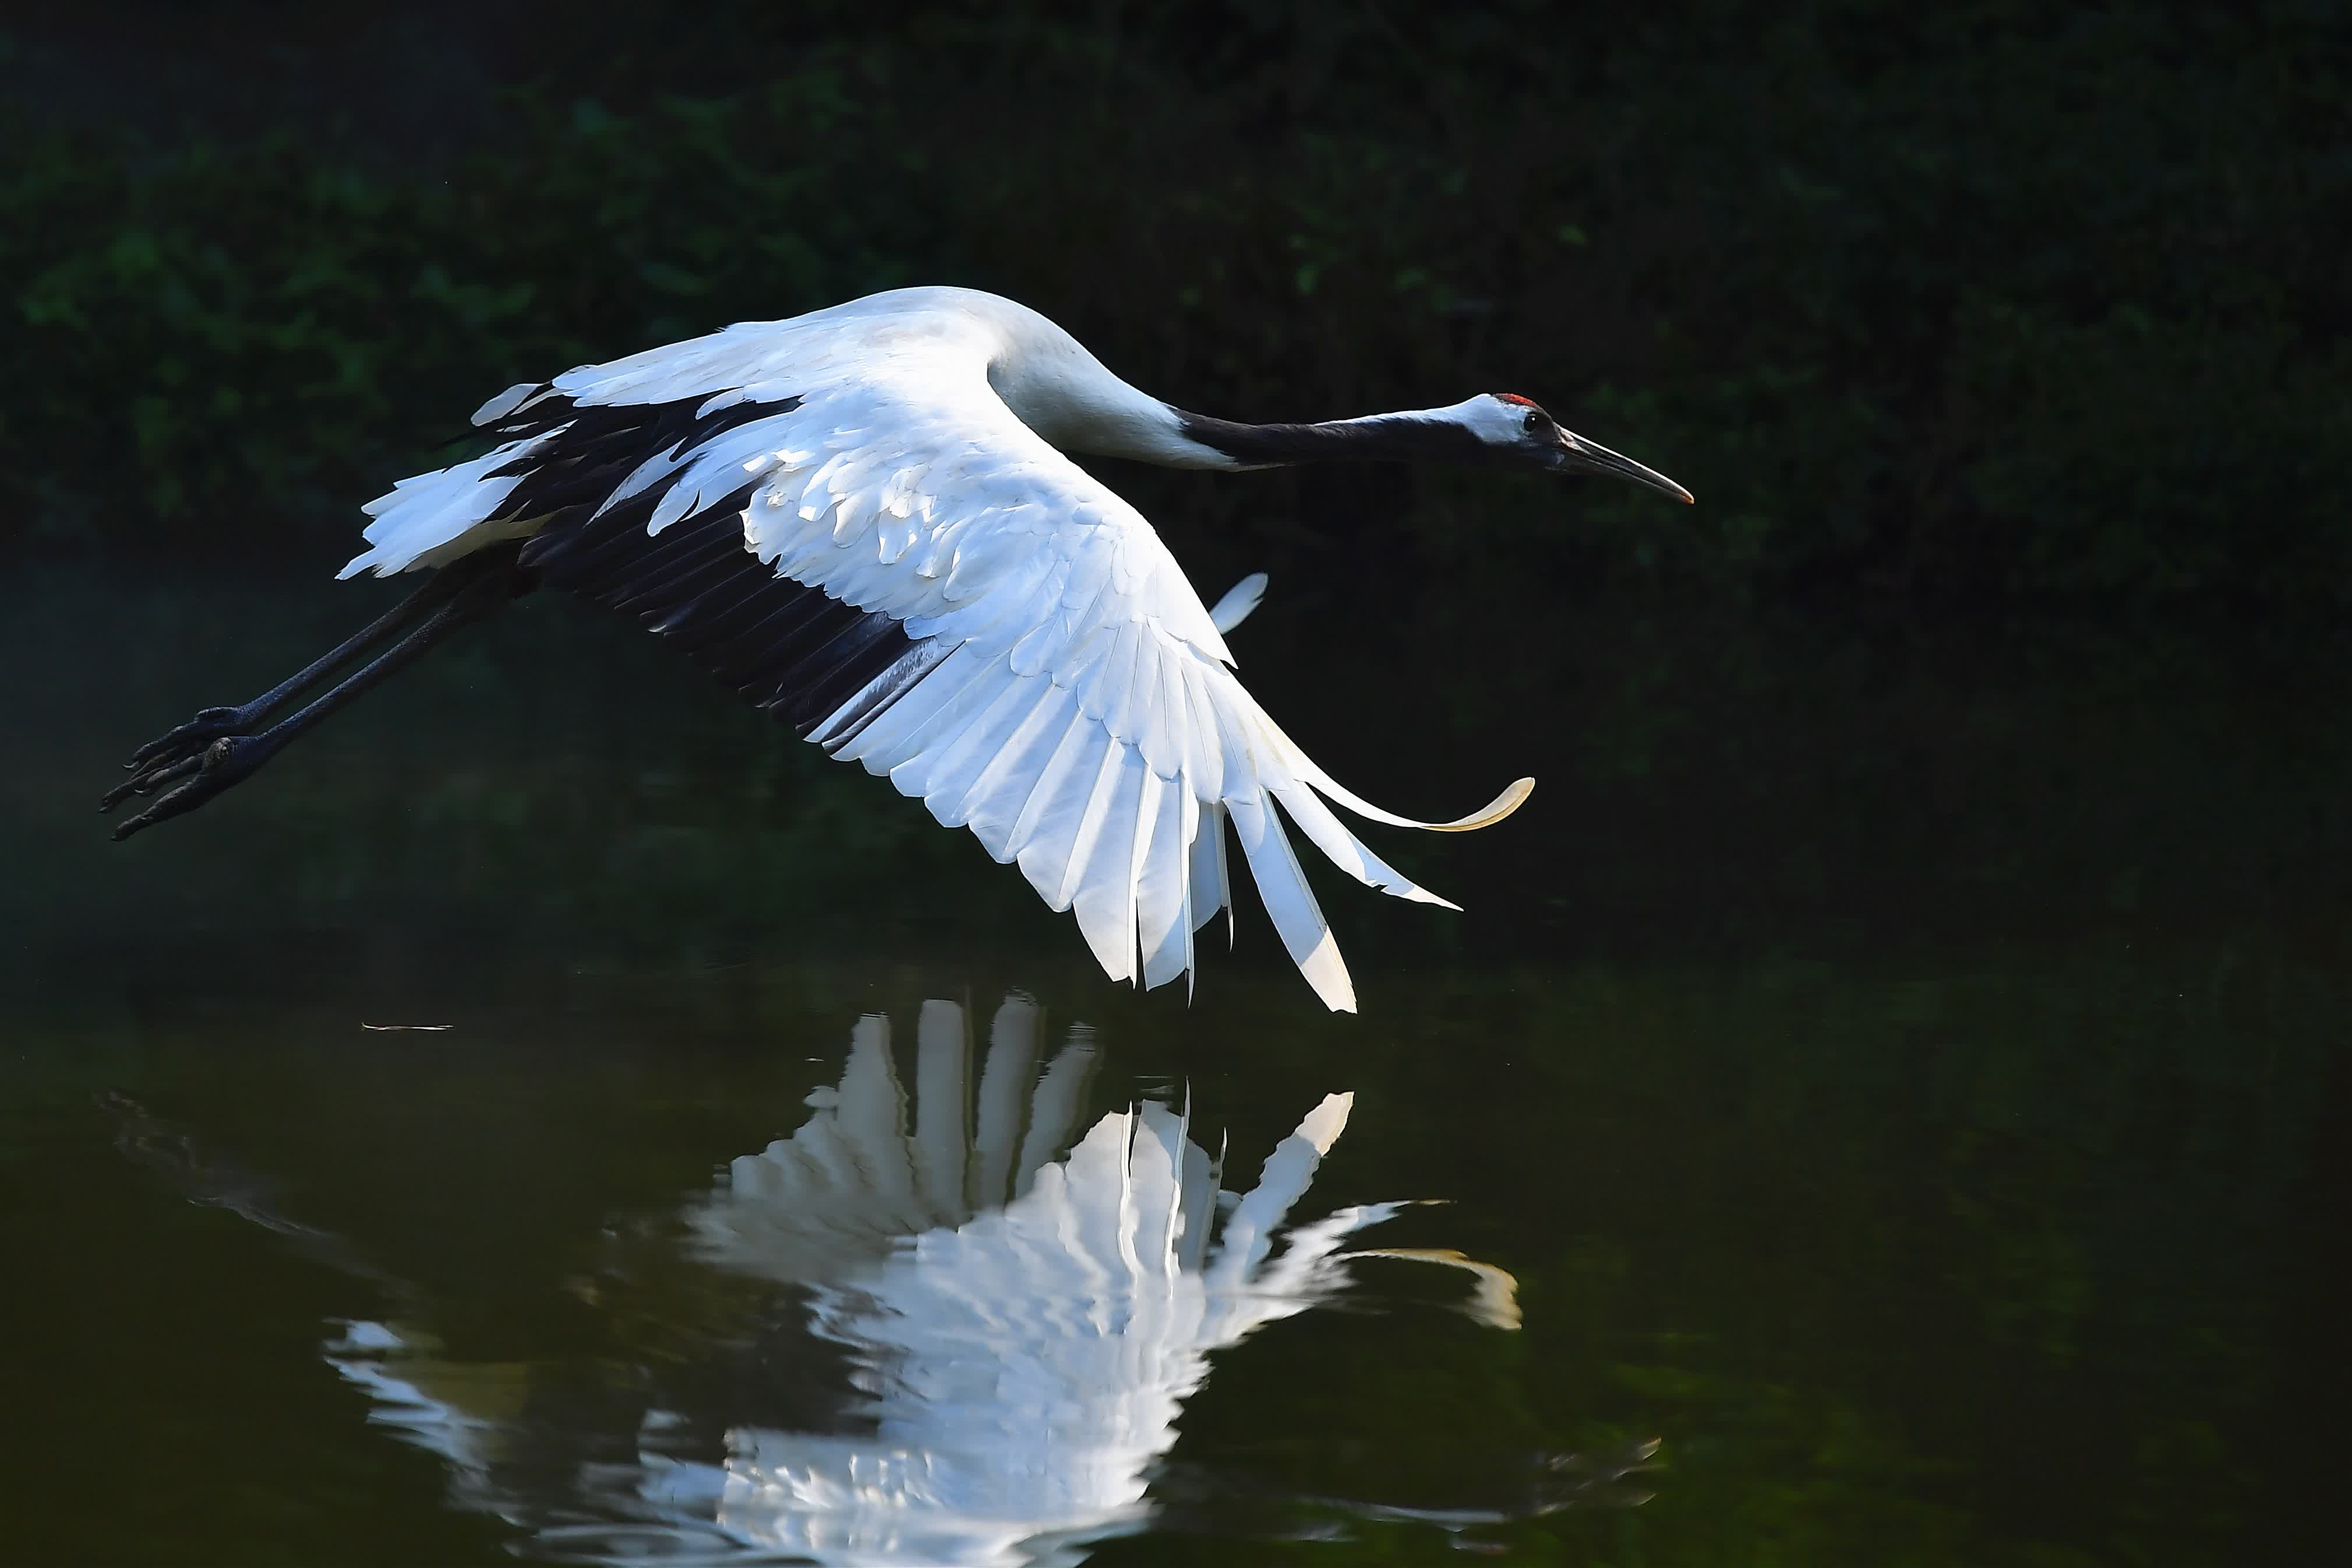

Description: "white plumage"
322 992 1521 1565
115 288 1693 1009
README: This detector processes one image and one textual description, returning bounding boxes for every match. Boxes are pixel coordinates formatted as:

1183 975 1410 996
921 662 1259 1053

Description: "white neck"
981 316 1235 468
953 289 1503 471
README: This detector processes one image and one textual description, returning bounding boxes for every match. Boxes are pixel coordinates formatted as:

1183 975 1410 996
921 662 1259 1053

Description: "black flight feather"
498 392 940 740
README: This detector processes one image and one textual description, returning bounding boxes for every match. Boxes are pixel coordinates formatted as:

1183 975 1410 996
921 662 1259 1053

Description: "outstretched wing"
341 317 1527 1011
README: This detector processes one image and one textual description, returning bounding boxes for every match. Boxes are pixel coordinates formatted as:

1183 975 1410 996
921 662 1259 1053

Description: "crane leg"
114 557 490 776
102 546 531 840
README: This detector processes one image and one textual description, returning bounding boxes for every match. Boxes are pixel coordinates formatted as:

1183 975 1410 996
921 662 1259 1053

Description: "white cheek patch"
1339 394 1530 447
1456 394 1534 446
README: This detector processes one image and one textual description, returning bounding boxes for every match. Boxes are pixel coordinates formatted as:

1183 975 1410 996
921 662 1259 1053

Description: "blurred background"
3 3 2348 1564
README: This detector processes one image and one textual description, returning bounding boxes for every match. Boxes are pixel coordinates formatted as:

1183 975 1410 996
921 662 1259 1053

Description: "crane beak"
1554 430 1694 504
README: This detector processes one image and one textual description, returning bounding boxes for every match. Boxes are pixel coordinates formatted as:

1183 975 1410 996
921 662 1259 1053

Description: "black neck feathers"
1173 411 1486 469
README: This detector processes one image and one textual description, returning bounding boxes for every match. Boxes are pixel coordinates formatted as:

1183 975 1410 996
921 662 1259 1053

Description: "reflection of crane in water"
336 994 1525 1565
105 993 1648 1563
103 288 1689 1011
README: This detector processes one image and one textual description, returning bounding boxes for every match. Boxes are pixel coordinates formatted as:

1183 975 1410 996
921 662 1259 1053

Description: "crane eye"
1522 411 1544 435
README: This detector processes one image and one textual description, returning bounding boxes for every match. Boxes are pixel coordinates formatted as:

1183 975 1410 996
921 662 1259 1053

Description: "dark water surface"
4 577 2346 1565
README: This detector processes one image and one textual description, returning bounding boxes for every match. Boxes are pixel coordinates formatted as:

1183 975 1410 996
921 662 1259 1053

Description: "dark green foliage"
4 58 918 557
5 2 2347 614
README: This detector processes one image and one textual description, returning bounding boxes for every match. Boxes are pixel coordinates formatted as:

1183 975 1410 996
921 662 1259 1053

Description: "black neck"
1174 411 1485 469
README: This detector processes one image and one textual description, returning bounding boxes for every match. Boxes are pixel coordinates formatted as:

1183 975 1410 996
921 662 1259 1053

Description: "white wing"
339 293 1530 1011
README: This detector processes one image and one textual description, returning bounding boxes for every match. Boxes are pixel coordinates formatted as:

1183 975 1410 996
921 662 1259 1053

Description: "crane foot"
106 734 274 841
122 705 259 772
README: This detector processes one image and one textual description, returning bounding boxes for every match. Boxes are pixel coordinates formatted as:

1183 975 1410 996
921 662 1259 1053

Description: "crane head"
1482 394 1693 502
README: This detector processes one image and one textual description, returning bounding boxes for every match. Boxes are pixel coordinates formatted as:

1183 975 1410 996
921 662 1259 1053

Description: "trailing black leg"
115 559 483 782
104 548 531 840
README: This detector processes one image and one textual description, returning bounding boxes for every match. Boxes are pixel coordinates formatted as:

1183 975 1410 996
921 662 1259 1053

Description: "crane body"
104 287 1690 1011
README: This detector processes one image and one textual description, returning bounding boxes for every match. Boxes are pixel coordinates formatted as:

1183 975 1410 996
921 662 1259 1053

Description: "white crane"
103 287 1691 1010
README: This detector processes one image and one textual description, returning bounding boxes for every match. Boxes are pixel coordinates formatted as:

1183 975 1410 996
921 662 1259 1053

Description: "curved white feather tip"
1206 572 1268 634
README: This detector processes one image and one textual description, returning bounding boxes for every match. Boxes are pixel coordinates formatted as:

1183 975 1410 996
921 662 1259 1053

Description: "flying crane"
103 287 1691 1011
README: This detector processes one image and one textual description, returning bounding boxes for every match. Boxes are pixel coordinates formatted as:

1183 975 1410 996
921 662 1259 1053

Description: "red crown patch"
1495 393 1538 407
